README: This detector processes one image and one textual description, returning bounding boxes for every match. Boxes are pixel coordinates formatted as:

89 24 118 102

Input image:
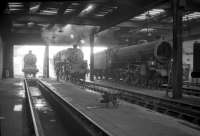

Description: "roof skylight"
139 28 155 32
64 8 75 14
183 12 200 21
40 10 57 15
79 4 95 16
8 2 24 12
131 9 165 21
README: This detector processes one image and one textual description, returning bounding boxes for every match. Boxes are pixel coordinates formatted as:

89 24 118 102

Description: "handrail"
24 78 45 136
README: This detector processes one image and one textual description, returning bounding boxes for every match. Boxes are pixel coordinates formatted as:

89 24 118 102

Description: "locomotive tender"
94 40 172 88
53 45 88 81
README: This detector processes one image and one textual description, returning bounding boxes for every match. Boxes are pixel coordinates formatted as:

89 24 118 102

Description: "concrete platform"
87 80 200 106
42 78 200 136
0 78 30 136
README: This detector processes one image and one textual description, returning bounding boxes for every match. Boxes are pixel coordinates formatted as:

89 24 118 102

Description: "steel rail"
162 84 200 96
24 78 45 136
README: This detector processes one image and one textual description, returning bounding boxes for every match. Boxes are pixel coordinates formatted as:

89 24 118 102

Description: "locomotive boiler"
53 45 88 81
22 50 39 77
94 40 172 88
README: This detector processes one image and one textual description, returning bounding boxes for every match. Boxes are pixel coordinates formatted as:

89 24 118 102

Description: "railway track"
79 81 200 126
24 78 112 136
162 84 200 97
24 78 45 136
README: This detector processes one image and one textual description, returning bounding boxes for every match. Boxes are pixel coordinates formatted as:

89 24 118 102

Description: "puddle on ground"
84 88 101 95
30 87 42 97
29 86 53 112
49 119 56 122
0 116 6 120
13 104 22 112
17 90 25 98
86 105 105 109
14 82 23 86
33 97 53 112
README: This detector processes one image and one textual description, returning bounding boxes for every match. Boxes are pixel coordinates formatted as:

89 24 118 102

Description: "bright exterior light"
70 34 74 39
131 9 165 21
9 5 23 8
27 22 35 27
183 12 200 21
80 39 85 44
85 5 94 12
64 24 71 30
30 4 40 12
80 4 95 16
14 45 45 77
139 28 155 32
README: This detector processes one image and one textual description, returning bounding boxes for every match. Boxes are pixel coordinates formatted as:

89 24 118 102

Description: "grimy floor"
42 78 200 136
0 78 30 136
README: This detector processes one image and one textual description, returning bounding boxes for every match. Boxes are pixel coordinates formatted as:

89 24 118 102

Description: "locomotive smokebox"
154 41 172 63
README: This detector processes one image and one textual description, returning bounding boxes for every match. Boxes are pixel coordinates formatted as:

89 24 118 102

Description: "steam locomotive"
23 51 39 77
94 40 172 88
53 45 88 81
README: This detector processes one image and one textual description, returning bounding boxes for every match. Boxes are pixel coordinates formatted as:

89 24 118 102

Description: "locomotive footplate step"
0 78 31 136
41 78 200 136
87 80 200 106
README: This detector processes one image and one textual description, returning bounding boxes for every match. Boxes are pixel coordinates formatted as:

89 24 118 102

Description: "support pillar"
9 44 14 78
43 45 49 78
171 0 184 99
1 15 13 78
90 30 95 81
0 36 3 79
2 42 14 78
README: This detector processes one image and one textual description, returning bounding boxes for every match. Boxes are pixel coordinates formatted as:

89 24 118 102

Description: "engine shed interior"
1 0 200 97
1 0 200 136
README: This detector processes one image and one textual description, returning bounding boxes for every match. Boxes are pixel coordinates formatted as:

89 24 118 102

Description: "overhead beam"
11 33 45 45
120 20 171 29
99 0 168 32
50 2 71 26
9 14 102 26
62 2 88 25
152 9 172 21
83 1 115 17
11 27 41 33
7 0 90 2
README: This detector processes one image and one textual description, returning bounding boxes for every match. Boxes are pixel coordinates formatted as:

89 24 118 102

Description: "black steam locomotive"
22 51 39 77
93 40 172 88
53 45 88 82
